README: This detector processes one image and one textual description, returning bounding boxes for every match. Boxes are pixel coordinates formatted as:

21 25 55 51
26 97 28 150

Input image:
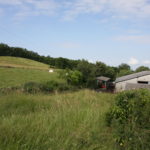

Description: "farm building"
96 76 110 89
96 76 115 92
115 71 150 92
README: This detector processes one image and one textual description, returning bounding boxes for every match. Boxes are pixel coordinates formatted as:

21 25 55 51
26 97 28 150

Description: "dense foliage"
106 89 150 150
23 81 75 93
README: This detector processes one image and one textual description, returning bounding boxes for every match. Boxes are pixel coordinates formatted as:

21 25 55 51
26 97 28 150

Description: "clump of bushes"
106 89 150 150
58 69 83 87
23 81 77 94
0 81 78 94
23 82 41 93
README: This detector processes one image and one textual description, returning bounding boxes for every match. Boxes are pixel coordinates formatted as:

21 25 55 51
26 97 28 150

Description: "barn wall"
125 83 150 91
138 75 150 81
115 74 150 92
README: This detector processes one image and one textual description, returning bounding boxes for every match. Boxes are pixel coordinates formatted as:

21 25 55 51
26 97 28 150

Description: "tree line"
0 43 149 88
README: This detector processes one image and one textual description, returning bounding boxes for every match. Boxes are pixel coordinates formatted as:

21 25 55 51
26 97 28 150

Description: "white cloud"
25 0 59 11
63 0 150 20
1 0 150 21
128 57 139 65
0 0 59 20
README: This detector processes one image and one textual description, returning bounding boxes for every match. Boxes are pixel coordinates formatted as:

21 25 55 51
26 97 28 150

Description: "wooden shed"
96 76 110 89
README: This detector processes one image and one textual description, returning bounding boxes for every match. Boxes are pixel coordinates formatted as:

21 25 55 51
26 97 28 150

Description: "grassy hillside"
0 90 115 150
0 68 64 88
0 56 64 88
0 56 49 70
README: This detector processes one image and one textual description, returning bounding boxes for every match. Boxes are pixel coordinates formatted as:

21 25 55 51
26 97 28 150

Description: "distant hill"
0 56 49 70
0 43 78 69
0 56 64 88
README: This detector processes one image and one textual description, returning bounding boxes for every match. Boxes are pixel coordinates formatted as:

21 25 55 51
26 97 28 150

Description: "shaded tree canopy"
136 66 149 72
118 63 131 71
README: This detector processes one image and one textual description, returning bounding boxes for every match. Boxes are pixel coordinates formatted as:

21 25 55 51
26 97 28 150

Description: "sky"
0 0 150 68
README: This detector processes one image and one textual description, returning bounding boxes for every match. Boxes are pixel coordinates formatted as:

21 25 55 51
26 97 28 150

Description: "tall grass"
0 90 115 150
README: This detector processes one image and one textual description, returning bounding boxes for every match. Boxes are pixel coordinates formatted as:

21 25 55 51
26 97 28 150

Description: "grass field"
0 68 64 88
0 56 49 70
0 90 115 150
0 56 116 149
0 57 64 88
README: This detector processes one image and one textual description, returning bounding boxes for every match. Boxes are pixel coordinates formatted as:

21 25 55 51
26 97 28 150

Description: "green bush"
23 81 77 93
57 83 71 91
41 80 59 92
23 82 41 93
59 69 83 86
106 89 150 150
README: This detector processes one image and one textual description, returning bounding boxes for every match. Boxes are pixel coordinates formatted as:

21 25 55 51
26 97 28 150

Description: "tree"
117 63 132 77
118 63 131 71
95 61 107 76
76 60 96 86
67 70 83 86
105 66 116 81
117 69 133 77
135 66 149 72
59 69 83 86
0 43 10 56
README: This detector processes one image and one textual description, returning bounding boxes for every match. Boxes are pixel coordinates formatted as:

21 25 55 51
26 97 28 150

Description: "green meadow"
0 90 115 150
0 56 49 70
0 67 64 88
0 57 64 88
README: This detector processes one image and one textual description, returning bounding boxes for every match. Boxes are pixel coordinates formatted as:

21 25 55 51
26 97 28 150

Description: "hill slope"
0 56 49 70
0 56 64 88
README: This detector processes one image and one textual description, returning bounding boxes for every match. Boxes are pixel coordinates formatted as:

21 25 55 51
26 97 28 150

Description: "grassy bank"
0 56 49 70
0 90 115 150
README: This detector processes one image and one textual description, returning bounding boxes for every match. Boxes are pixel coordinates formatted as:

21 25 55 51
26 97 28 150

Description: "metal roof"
115 71 150 83
96 76 110 81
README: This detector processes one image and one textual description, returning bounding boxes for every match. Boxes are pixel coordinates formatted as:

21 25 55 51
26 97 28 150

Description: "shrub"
23 82 41 93
59 69 83 86
23 81 77 93
106 89 150 150
57 83 70 91
40 80 58 92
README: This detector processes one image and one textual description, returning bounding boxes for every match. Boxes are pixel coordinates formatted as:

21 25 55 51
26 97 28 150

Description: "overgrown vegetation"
23 81 77 94
0 90 115 150
106 89 150 150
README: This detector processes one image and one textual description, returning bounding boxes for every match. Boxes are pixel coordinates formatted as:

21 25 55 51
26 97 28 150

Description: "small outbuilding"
115 71 150 92
96 76 110 89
